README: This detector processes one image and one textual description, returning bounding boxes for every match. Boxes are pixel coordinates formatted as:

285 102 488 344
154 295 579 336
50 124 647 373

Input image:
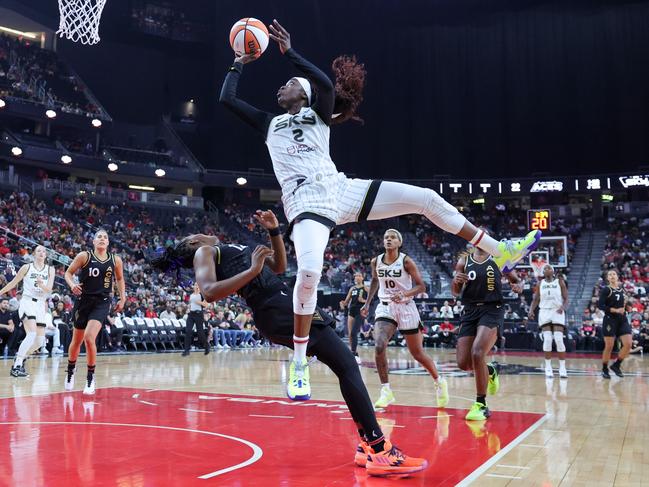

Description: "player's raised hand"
234 50 258 64
250 245 274 275
253 210 279 230
269 20 291 54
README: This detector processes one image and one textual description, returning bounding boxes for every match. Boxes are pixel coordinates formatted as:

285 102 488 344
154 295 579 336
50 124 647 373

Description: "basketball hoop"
57 0 107 45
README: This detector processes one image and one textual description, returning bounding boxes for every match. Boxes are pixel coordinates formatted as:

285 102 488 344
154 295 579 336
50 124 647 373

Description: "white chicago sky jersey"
376 253 412 301
539 278 563 309
266 107 338 189
22 263 49 300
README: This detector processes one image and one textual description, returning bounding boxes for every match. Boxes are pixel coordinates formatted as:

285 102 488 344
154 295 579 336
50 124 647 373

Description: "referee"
182 283 210 356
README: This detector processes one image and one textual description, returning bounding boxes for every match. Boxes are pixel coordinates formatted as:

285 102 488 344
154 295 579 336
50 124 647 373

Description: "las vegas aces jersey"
375 253 412 301
80 250 115 297
265 107 337 190
462 254 503 305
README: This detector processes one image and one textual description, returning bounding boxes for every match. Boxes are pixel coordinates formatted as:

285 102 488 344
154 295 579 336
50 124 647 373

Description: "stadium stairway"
401 232 441 295
566 230 608 322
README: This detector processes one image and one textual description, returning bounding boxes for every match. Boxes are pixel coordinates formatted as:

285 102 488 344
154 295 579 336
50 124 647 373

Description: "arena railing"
35 178 204 209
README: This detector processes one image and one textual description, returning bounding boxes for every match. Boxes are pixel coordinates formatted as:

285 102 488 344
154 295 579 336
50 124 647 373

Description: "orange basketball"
229 18 269 58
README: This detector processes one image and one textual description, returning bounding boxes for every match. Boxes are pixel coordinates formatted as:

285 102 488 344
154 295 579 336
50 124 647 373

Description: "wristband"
268 227 281 237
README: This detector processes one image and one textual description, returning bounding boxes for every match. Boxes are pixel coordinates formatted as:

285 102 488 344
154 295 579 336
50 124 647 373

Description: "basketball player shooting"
220 19 541 401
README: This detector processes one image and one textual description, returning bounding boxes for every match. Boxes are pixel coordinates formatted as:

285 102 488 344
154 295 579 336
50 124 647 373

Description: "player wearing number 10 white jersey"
361 229 448 410
220 19 541 402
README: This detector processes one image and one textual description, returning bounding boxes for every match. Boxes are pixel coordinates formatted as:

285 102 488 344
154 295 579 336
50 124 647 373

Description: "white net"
57 0 107 45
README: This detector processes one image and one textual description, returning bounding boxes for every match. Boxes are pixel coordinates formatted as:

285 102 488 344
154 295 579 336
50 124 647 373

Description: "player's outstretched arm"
219 57 275 136
269 20 334 124
194 245 273 303
0 264 28 295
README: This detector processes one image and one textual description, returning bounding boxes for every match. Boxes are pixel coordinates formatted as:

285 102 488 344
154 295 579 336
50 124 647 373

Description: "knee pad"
553 331 566 352
542 330 553 352
423 189 467 234
293 268 321 315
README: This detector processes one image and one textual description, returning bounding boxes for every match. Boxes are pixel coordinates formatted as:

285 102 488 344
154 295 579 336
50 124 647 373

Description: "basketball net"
57 0 107 45
531 257 546 279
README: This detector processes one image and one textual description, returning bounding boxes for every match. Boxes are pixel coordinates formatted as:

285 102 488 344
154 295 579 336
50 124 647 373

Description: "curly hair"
331 55 366 125
149 237 196 286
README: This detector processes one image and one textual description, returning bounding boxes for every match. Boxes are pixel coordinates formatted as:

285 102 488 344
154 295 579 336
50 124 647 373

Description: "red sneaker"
365 441 428 477
355 441 373 467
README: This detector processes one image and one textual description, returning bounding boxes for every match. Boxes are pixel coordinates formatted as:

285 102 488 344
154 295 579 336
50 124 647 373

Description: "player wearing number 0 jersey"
362 229 448 410
64 230 126 395
150 210 427 477
453 239 523 421
529 265 569 378
0 245 55 378
220 19 541 402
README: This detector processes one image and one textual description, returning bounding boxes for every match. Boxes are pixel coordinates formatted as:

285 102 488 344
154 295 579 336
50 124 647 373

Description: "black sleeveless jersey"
349 286 365 312
600 286 625 315
80 250 115 297
213 244 285 307
462 254 502 305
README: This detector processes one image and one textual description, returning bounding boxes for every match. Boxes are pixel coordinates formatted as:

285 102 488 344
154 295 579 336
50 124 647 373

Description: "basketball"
229 18 269 58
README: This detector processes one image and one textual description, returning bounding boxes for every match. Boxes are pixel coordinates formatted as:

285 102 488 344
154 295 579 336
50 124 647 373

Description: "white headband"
385 228 403 243
292 77 312 105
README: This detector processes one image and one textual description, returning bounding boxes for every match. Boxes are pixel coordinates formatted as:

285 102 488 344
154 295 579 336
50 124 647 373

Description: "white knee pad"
542 330 553 352
293 268 321 315
553 331 566 352
424 188 466 234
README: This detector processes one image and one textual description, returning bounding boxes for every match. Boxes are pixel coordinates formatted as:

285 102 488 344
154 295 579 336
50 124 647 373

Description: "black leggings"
308 326 382 443
184 312 208 352
349 313 363 353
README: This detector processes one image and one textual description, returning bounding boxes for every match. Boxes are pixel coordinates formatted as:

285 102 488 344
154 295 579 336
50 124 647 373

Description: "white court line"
420 415 454 419
139 401 157 406
485 473 523 480
144 389 158 393
455 414 548 487
179 408 213 414
496 464 530 469
0 421 262 480
539 429 562 433
249 414 294 419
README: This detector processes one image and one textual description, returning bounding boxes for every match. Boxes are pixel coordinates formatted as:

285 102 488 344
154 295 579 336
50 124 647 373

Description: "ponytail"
331 55 366 125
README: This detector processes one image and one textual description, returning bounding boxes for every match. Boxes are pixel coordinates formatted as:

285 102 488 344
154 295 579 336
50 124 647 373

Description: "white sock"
559 360 566 369
292 335 308 363
15 332 37 367
470 230 502 257
381 383 391 390
545 359 552 368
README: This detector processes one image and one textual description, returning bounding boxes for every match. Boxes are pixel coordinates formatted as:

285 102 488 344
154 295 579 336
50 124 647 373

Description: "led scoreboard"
528 209 551 231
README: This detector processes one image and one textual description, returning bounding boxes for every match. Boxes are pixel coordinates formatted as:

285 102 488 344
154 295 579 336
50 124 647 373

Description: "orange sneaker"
355 441 373 467
365 441 428 477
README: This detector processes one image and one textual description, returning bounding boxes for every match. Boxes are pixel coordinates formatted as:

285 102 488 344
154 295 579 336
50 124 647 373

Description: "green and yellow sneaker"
487 363 500 396
435 377 449 408
374 386 395 409
465 402 491 421
493 230 542 273
287 359 311 401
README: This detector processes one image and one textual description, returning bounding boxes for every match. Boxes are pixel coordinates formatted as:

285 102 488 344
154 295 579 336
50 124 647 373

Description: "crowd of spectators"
0 34 102 118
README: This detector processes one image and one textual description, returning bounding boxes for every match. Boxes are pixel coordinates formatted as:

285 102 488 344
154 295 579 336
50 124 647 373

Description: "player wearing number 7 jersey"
220 19 541 402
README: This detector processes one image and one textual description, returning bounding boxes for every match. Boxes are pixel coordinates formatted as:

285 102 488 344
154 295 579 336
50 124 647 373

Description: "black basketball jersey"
80 250 115 297
213 244 285 307
462 254 503 305
349 286 365 312
600 286 625 315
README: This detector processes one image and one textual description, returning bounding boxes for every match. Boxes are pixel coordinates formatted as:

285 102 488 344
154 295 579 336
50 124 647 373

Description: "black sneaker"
610 362 624 378
204 348 210 355
602 367 611 379
10 366 29 378
181 351 190 357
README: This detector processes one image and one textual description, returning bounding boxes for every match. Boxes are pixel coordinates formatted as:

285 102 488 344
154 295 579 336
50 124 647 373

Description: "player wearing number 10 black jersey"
64 230 126 395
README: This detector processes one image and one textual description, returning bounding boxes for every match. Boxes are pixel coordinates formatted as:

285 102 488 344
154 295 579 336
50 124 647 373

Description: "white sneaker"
559 365 568 378
64 372 75 391
545 365 554 378
216 344 223 349
354 354 362 365
53 347 64 355
83 377 96 395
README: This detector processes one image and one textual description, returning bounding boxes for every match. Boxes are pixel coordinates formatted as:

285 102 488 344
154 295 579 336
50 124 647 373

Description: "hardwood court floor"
1 346 647 486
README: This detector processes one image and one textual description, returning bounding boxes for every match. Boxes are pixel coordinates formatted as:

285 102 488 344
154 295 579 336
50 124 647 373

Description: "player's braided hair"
149 237 196 279
331 55 366 125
